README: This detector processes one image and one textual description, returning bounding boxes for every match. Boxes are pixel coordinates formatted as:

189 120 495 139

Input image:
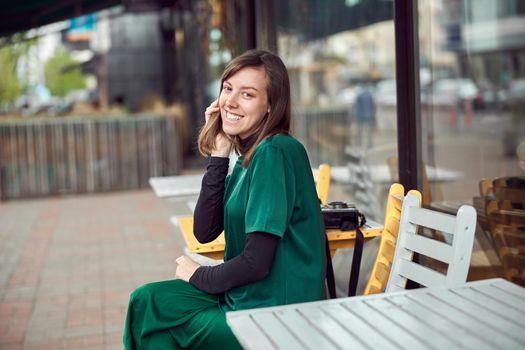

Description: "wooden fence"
0 115 182 200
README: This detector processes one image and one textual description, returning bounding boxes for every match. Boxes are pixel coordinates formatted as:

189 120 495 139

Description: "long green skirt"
123 279 243 349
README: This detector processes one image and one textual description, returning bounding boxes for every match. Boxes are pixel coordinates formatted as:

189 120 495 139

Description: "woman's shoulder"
249 134 308 167
260 134 303 151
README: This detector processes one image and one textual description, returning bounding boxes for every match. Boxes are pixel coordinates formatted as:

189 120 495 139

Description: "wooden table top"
226 278 525 350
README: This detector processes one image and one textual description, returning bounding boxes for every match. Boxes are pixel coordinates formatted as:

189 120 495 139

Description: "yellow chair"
479 178 493 197
363 184 422 295
176 216 226 260
316 163 331 205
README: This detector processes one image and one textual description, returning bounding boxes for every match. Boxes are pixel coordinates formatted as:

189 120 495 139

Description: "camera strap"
324 233 336 299
322 207 367 298
348 227 364 297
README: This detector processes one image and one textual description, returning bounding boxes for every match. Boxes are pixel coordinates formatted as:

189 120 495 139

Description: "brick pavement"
0 190 189 350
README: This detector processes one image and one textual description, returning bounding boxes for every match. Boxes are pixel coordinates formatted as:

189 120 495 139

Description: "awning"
277 0 393 41
0 0 122 37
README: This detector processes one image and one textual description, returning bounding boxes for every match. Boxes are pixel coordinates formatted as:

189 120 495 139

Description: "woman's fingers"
205 99 220 123
175 255 200 282
203 99 232 157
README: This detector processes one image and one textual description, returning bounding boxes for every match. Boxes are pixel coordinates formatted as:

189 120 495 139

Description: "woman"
124 49 325 349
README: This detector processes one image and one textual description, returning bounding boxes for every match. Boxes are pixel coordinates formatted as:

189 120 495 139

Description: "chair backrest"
479 178 493 197
316 163 331 205
364 184 421 295
494 188 525 206
386 193 477 292
484 177 525 286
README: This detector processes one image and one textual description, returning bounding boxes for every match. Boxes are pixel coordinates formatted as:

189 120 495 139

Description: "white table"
226 278 525 350
149 155 240 198
148 174 203 197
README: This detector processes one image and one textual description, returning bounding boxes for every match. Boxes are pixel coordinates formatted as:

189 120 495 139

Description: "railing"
292 105 351 166
0 115 182 200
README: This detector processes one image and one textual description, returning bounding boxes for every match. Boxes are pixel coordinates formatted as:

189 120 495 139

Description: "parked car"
496 79 525 110
508 79 525 102
427 78 483 109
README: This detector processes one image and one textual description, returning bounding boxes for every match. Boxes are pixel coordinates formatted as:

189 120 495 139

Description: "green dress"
123 134 325 349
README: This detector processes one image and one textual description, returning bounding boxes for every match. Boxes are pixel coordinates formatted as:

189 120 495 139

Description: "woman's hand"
175 256 201 282
205 99 231 157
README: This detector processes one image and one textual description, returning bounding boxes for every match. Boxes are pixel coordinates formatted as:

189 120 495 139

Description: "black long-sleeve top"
189 156 279 294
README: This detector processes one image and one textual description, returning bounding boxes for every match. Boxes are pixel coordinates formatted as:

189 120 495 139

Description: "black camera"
321 201 365 231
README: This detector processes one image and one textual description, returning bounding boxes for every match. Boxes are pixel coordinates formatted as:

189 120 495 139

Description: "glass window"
275 0 396 223
419 0 525 283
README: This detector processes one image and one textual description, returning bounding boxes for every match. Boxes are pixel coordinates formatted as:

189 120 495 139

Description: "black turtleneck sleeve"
190 150 280 294
193 156 229 243
189 231 279 294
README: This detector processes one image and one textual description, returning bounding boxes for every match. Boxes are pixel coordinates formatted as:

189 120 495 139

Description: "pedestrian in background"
354 83 376 149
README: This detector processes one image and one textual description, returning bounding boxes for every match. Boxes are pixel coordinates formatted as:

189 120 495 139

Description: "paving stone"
0 190 185 350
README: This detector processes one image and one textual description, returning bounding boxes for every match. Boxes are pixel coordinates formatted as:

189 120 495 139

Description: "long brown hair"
197 49 291 167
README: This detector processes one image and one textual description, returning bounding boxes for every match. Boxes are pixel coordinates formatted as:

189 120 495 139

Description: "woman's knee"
131 281 153 298
131 279 200 301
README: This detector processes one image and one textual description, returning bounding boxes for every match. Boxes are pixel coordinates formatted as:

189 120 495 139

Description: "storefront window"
419 0 525 282
275 0 395 221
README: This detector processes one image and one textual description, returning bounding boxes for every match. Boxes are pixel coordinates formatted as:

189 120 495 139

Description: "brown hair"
197 49 291 167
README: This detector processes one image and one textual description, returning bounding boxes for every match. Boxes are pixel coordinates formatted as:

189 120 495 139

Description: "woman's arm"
193 156 229 243
187 232 279 294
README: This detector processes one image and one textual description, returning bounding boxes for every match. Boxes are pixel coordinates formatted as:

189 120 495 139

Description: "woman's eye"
223 86 232 91
242 92 253 98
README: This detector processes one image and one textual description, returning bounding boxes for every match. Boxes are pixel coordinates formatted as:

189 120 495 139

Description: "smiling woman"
123 50 326 350
198 50 291 168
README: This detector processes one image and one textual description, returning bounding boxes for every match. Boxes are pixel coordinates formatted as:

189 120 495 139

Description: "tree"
0 47 22 105
0 34 36 106
44 50 85 97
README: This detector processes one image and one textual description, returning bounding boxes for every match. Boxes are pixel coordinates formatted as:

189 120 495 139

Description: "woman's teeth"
226 112 241 121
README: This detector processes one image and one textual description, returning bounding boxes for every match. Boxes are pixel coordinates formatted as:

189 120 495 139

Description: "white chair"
386 192 477 292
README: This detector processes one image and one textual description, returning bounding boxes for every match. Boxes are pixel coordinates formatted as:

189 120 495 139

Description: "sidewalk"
0 190 190 350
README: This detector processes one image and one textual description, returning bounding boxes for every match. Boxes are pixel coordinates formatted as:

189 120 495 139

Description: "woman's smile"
224 111 243 122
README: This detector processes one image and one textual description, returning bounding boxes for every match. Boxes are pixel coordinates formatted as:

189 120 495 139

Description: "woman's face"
219 66 270 139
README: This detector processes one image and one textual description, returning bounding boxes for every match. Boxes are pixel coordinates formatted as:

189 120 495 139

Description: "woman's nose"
225 93 238 108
